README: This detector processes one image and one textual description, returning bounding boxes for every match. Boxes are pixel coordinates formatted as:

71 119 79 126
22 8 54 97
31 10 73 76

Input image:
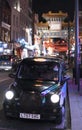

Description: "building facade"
0 0 33 43
0 0 11 42
8 0 33 43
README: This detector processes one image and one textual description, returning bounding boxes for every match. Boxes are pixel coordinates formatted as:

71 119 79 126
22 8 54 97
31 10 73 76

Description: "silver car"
0 55 13 71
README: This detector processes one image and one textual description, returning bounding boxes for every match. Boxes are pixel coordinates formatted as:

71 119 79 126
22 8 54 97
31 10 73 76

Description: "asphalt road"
0 71 70 130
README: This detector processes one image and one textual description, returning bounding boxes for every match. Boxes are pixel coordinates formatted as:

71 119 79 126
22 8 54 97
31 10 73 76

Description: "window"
18 62 59 81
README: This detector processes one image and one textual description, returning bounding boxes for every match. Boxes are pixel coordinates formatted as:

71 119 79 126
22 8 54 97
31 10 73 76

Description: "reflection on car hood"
15 79 59 93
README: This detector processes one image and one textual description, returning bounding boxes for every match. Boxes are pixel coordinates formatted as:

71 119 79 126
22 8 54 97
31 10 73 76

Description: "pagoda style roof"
62 21 74 27
42 11 68 18
36 22 49 27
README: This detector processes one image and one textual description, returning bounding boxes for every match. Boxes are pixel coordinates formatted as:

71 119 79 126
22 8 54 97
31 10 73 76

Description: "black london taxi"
3 56 70 123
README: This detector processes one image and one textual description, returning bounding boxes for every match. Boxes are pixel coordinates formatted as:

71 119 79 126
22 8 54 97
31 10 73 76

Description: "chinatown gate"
35 11 75 55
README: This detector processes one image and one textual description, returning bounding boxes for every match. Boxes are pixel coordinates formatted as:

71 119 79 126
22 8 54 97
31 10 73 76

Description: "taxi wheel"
56 110 62 124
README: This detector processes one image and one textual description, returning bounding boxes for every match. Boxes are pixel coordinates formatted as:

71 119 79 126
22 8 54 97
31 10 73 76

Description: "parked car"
0 54 20 71
3 56 70 123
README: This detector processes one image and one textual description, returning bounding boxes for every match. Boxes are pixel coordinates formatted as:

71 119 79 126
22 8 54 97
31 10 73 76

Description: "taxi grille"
20 92 42 111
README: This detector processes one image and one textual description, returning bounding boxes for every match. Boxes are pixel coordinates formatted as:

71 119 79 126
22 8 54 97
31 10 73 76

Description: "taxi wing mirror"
8 73 16 78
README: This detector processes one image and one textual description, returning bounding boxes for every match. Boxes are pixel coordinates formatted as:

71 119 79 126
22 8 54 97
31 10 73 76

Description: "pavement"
68 77 82 130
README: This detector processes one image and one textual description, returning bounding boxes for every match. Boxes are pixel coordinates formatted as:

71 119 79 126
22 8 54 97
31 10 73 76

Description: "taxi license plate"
20 113 40 119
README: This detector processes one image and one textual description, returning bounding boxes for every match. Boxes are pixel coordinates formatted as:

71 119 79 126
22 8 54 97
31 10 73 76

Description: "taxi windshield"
18 62 59 81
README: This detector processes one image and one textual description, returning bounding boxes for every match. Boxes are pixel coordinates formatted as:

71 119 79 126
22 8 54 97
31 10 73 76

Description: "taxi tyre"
56 109 62 124
3 109 11 120
56 97 67 124
3 108 17 120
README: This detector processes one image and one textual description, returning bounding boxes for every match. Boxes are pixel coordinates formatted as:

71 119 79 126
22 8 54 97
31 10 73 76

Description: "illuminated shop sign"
3 43 7 48
2 22 10 30
0 47 3 52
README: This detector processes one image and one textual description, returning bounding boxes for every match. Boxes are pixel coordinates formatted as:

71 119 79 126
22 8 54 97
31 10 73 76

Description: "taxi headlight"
5 90 14 100
51 94 59 103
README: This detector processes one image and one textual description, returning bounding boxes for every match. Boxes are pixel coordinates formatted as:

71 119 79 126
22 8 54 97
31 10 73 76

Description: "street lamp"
68 18 70 63
75 0 80 91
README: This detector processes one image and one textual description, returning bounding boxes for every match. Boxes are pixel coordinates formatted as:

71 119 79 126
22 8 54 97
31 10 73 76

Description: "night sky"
32 0 82 22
